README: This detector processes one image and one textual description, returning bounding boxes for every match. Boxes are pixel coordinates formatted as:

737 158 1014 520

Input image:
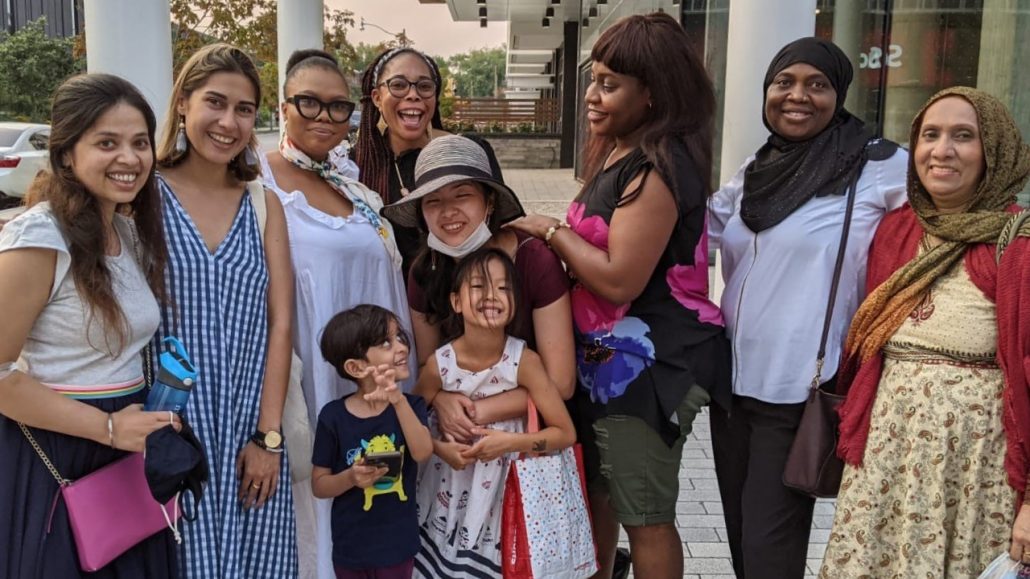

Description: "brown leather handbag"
781 170 858 499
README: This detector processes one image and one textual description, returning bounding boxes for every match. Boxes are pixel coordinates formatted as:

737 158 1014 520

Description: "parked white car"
0 122 50 206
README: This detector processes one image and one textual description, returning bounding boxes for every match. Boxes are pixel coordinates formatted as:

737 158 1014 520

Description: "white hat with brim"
380 134 525 229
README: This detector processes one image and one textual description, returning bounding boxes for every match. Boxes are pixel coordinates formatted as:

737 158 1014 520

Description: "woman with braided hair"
821 87 1030 577
353 46 503 278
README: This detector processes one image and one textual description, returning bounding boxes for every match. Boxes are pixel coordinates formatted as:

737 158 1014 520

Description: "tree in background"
446 46 505 98
0 18 83 121
169 0 358 114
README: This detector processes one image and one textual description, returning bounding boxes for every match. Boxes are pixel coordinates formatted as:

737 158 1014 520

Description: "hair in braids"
354 47 444 204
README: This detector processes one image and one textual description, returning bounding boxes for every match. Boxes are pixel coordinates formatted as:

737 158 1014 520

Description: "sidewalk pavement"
504 168 834 579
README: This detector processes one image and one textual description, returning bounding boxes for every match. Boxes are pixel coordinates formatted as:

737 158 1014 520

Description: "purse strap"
996 209 1030 264
19 423 70 486
810 167 860 390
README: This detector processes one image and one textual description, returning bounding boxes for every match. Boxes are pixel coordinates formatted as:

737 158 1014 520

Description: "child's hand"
437 433 474 471
349 460 388 489
463 427 516 462
364 364 403 405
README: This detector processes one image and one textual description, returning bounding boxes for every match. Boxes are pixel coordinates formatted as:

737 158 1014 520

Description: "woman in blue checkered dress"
154 44 298 578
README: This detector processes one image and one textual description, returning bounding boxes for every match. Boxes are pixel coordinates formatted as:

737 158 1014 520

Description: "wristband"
544 221 569 247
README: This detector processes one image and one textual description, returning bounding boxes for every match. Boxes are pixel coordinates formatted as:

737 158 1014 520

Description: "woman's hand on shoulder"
506 214 560 240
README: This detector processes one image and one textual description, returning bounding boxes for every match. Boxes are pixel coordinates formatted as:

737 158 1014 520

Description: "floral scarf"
278 134 402 269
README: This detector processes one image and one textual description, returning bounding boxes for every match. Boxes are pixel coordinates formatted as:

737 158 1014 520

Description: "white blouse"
709 149 908 404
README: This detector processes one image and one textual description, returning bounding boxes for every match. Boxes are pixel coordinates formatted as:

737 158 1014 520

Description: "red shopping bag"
501 402 597 579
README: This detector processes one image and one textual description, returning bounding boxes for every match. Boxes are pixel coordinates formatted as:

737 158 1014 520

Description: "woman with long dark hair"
509 13 730 579
0 73 178 577
707 37 908 579
353 46 502 277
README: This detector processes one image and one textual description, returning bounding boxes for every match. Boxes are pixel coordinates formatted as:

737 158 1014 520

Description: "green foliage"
0 18 83 122
169 1 357 113
446 45 506 98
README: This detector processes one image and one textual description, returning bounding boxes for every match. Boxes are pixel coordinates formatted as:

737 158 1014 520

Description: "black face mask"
145 419 208 520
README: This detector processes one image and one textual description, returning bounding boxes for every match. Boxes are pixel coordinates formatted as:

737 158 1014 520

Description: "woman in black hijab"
707 37 908 579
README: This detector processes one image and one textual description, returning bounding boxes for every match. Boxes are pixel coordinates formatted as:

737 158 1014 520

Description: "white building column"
84 0 174 128
718 0 817 181
713 0 815 301
277 0 324 110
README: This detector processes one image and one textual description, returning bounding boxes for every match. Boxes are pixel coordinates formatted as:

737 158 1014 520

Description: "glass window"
0 128 22 148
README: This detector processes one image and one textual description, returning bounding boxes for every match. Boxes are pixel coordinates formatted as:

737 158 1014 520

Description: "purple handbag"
20 424 181 572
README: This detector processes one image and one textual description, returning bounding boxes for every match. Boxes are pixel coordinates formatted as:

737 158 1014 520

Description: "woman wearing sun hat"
381 134 575 442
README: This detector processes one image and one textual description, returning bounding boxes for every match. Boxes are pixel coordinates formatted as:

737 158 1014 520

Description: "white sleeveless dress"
414 337 527 579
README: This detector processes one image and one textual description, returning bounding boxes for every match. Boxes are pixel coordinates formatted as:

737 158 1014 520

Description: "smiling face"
584 60 651 141
420 180 492 246
283 66 351 160
371 53 437 152
65 102 153 215
914 96 985 213
451 256 514 329
359 319 411 381
764 62 837 141
176 71 258 167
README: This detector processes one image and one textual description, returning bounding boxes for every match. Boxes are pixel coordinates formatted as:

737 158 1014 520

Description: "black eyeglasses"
285 95 355 123
380 76 437 99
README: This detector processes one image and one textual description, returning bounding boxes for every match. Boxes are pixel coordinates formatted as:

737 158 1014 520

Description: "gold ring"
251 482 261 489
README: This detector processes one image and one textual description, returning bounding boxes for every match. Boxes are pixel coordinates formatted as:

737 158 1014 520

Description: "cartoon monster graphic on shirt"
355 433 406 511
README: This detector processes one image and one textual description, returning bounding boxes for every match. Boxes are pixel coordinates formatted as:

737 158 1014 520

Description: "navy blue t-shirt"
312 393 429 570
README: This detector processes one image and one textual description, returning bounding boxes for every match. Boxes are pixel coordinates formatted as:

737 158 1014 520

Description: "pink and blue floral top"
570 142 731 444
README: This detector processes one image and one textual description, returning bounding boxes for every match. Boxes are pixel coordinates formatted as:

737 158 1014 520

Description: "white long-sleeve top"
708 149 908 404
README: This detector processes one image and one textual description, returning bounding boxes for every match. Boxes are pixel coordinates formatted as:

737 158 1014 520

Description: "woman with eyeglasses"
353 47 503 278
260 48 414 579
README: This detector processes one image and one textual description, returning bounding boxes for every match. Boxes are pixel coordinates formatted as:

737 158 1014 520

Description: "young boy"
312 304 432 579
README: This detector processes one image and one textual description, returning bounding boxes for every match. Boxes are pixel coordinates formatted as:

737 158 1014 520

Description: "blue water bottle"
145 337 197 414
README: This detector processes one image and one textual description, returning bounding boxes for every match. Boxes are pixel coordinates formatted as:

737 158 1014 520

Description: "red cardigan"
837 204 1030 503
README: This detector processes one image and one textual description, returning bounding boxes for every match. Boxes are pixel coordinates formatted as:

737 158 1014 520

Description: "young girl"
413 248 577 579
312 304 432 579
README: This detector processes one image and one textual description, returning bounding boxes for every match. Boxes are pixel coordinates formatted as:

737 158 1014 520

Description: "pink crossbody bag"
19 422 182 572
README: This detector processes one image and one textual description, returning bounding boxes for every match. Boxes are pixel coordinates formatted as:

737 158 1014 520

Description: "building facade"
436 0 1030 202
2 0 83 37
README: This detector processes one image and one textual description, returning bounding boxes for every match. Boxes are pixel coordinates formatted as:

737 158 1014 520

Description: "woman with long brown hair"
509 13 730 579
155 43 297 577
0 73 178 577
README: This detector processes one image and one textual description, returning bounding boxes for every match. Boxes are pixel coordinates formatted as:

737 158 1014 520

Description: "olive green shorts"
587 384 710 527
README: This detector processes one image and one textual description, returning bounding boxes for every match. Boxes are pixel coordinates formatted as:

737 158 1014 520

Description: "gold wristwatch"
251 429 284 453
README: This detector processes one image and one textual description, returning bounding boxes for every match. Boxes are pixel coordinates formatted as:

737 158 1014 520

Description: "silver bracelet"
0 361 18 381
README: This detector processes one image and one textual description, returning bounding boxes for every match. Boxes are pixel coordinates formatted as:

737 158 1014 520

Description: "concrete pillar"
84 0 173 128
560 20 579 169
718 0 816 182
277 0 323 114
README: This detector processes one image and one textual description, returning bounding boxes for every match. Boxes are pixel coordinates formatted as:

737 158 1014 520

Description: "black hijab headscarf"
740 37 885 233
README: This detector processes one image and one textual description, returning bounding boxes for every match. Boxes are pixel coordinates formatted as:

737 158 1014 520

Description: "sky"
327 0 508 58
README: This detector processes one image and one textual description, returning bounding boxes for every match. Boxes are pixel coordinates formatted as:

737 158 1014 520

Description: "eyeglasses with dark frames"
285 95 356 123
379 76 437 99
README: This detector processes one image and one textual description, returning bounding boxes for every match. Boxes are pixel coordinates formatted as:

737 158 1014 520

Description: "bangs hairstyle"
583 11 716 202
157 43 262 181
25 73 167 355
354 48 444 204
319 304 408 381
446 247 520 341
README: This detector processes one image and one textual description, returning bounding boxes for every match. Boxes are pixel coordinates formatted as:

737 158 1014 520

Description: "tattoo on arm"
532 439 547 452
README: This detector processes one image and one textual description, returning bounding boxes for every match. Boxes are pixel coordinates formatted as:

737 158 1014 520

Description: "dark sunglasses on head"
286 95 355 123
380 76 437 99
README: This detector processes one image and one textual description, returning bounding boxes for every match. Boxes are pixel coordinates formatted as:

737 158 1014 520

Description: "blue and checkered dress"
157 176 297 578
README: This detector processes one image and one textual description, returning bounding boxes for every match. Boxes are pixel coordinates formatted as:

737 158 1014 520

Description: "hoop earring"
174 117 188 155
